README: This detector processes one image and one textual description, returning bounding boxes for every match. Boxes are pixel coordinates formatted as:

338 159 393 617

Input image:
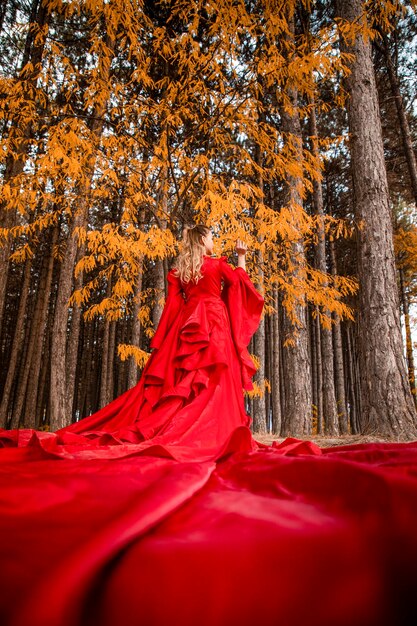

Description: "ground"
252 432 417 447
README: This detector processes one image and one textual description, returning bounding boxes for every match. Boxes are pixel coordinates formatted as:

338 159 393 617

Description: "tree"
336 0 417 438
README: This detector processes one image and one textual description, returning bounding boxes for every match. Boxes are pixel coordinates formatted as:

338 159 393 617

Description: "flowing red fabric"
1 255 417 626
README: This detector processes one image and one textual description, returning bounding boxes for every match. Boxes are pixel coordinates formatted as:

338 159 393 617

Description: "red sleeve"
150 269 184 350
219 256 264 390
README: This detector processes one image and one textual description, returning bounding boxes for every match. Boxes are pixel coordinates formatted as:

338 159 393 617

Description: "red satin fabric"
1 256 417 626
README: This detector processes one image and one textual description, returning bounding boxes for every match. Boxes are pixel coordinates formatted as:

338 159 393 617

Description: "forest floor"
252 432 417 447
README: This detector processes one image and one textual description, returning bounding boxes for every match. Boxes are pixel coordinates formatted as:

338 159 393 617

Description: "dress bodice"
149 254 264 391
180 256 228 303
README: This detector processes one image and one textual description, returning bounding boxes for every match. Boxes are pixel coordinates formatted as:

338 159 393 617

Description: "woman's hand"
235 239 247 271
235 239 247 256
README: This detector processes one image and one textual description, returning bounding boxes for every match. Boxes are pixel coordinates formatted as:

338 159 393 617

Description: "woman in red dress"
1 229 417 626
55 224 265 452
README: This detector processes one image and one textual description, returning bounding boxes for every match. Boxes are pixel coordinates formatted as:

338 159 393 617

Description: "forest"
1 0 417 440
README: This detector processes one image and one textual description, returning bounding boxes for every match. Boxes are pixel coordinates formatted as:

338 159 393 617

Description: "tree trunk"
22 226 58 429
336 0 417 438
399 266 417 407
50 33 116 430
278 291 286 433
99 276 113 409
0 258 32 428
377 29 417 205
329 239 349 433
152 260 166 333
309 104 339 435
77 318 94 420
128 264 143 389
264 313 271 430
252 137 267 434
314 308 323 434
280 12 312 437
107 318 117 404
345 322 360 434
85 318 99 416
253 314 266 432
36 309 53 428
13 227 58 429
271 286 281 435
65 240 85 418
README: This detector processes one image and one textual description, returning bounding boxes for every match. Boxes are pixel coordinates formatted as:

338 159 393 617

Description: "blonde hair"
172 224 210 284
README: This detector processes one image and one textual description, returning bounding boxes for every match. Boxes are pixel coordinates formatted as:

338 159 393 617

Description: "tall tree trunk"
77 318 94 420
314 308 323 434
50 33 115 430
399 266 417 407
107 318 117 404
36 330 51 428
252 276 266 432
85 318 99 416
128 260 144 389
50 209 89 429
329 239 349 433
99 276 113 409
0 259 32 428
152 260 166 333
252 137 266 433
280 11 312 437
278 294 286 425
271 286 281 434
336 0 417 438
309 307 317 432
377 29 417 205
309 104 339 435
127 208 146 389
264 312 271 430
345 322 360 434
153 124 169 332
65 240 85 418
23 225 58 429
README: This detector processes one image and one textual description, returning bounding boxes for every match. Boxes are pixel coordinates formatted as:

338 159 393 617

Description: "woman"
2 230 416 626
56 224 264 451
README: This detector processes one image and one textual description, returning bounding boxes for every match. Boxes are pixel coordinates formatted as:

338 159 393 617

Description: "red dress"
1 258 417 626
55 254 265 452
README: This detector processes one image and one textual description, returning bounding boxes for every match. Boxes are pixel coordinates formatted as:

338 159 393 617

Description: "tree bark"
399 266 417 407
0 258 32 428
271 286 281 434
309 104 339 435
314 308 323 434
50 32 116 430
377 29 417 205
329 239 349 433
336 0 417 438
128 261 144 389
23 225 58 429
252 138 266 434
65 240 85 418
99 276 113 409
36 304 53 428
107 317 117 404
280 12 312 437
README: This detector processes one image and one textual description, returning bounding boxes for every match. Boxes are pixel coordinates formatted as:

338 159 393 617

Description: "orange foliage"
0 0 381 369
